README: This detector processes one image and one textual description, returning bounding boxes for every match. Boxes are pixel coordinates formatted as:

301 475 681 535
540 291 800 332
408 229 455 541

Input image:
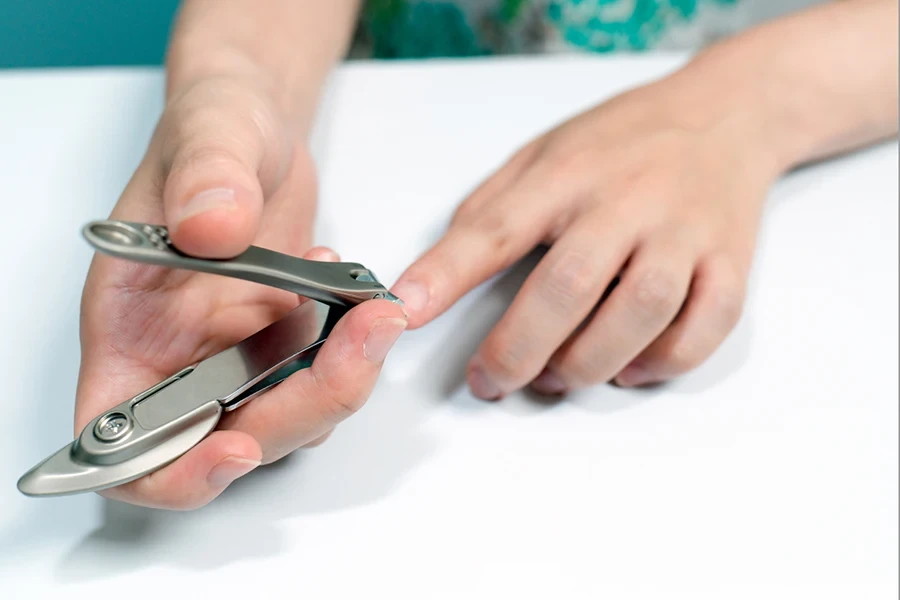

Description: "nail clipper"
17 220 402 497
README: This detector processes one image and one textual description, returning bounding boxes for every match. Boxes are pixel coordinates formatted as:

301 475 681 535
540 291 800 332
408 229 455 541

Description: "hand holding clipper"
18 221 405 503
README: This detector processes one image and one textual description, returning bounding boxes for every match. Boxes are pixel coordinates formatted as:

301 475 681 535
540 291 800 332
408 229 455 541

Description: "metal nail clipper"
17 220 403 497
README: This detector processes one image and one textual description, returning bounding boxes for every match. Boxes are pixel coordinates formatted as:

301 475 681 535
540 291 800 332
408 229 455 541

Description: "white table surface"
0 55 897 599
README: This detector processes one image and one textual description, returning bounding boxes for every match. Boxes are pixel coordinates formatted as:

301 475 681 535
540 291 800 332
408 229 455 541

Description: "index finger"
391 165 567 329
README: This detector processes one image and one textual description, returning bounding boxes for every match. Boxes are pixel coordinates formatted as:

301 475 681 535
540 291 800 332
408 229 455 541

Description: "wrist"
676 0 899 175
162 0 363 142
679 39 814 176
652 49 785 183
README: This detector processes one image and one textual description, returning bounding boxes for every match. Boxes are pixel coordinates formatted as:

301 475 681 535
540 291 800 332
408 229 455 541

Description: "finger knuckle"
172 144 242 176
165 103 222 150
450 197 479 226
512 138 544 166
540 146 591 180
312 375 366 425
629 266 683 319
463 211 518 259
537 251 596 313
480 334 529 383
162 97 270 178
322 391 367 425
661 340 705 374
555 347 602 388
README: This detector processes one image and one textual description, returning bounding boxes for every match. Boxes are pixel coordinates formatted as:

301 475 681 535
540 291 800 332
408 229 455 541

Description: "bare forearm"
677 0 898 173
165 0 362 134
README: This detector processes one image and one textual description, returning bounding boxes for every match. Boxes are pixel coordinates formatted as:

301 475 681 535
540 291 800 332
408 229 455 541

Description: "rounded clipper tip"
15 442 86 498
16 468 44 497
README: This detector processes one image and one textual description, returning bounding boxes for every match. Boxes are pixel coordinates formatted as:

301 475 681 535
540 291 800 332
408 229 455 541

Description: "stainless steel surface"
17 402 222 497
18 220 404 497
17 300 333 496
83 220 404 306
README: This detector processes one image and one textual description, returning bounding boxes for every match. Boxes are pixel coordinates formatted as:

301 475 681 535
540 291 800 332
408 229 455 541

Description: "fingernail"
616 365 652 387
390 280 429 316
531 369 568 395
174 187 237 230
207 456 260 488
363 317 408 363
468 365 503 400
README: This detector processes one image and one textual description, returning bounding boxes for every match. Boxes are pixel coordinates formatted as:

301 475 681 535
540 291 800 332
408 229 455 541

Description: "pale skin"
76 0 898 509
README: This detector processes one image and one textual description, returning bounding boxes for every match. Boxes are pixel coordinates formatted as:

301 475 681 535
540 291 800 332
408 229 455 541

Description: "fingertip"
321 298 408 361
164 180 264 259
389 278 431 328
466 361 504 401
303 298 407 410
346 298 410 332
304 246 341 262
212 301 407 462
530 368 569 396
613 365 653 388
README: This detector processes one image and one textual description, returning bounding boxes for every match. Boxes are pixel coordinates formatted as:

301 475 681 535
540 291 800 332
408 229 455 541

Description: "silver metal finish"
17 220 404 497
83 220 404 306
94 413 132 442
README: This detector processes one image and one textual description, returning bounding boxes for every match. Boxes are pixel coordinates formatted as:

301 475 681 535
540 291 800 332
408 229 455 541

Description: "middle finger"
544 232 696 391
467 209 637 399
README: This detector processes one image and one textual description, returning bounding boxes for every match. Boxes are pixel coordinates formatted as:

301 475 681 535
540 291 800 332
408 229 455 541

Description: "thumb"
160 93 290 259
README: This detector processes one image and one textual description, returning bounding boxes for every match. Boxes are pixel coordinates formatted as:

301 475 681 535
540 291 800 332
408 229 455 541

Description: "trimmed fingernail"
616 365 652 387
468 365 503 400
207 456 260 488
363 317 408 363
532 369 568 395
174 187 237 230
390 280 429 315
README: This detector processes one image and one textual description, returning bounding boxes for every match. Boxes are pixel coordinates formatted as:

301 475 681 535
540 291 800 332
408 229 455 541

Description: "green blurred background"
1 0 180 68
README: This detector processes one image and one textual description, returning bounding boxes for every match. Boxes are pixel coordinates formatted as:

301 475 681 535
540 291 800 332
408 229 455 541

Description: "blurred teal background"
1 0 179 68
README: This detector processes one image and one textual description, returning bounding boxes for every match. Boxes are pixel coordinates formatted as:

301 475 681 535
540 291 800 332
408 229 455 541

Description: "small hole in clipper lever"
89 223 143 247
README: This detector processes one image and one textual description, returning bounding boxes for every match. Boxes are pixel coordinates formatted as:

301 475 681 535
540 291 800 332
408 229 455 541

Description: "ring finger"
538 232 696 392
466 210 636 399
